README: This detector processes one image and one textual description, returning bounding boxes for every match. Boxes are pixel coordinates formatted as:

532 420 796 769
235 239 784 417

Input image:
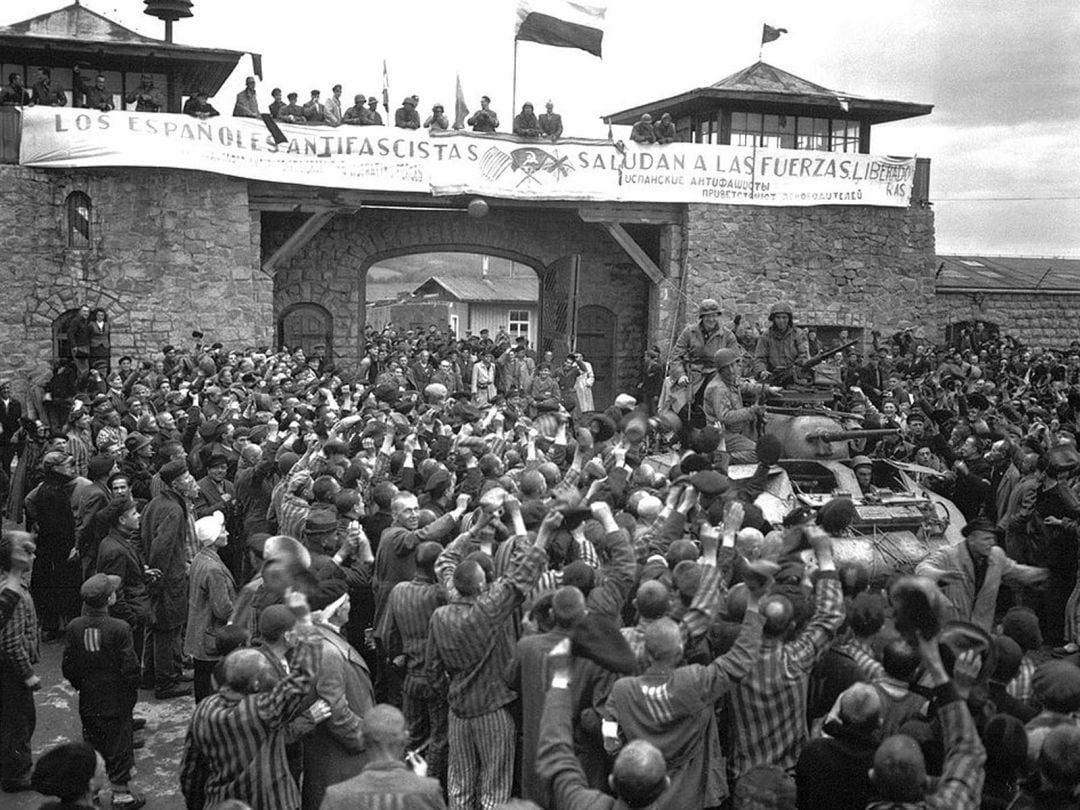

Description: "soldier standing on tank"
669 299 739 399
751 301 810 384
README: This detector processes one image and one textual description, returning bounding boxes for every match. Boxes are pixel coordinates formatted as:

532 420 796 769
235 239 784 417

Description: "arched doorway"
278 303 333 358
576 305 616 409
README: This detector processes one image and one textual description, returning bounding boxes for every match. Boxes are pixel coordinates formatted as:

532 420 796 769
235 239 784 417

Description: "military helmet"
714 348 740 369
768 301 794 320
699 299 721 317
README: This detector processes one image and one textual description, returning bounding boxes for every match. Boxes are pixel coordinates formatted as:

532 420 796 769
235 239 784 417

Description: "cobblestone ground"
5 638 190 809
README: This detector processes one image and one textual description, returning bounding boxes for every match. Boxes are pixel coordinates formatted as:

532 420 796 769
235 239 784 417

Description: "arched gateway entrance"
257 188 680 401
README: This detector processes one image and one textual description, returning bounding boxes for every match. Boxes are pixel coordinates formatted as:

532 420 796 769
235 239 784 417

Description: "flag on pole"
382 59 390 113
761 24 788 45
454 73 469 130
515 0 607 58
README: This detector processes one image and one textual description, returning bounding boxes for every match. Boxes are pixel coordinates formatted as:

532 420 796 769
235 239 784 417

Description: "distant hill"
367 251 537 303
370 252 529 282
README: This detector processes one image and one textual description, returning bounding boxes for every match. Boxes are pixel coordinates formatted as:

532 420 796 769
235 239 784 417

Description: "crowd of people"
3 299 1080 810
0 69 573 141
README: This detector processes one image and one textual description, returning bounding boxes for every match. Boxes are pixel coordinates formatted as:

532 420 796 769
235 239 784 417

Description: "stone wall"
679 204 937 346
0 165 270 400
267 208 652 398
934 291 1080 347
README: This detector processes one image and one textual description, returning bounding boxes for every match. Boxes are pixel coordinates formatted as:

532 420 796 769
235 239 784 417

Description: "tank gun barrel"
809 428 899 442
766 406 865 421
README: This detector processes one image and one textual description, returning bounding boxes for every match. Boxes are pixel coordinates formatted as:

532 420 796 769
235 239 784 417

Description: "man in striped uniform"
0 531 39 794
179 593 330 810
729 525 845 778
426 499 556 810
378 541 448 786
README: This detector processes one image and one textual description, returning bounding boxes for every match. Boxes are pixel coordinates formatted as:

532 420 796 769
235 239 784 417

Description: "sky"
7 0 1080 257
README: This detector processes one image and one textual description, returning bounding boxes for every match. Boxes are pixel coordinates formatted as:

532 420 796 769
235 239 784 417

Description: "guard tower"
0 3 254 115
606 61 932 154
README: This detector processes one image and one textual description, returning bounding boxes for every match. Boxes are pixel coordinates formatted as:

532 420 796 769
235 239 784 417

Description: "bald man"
795 683 881 810
603 567 768 809
319 704 446 810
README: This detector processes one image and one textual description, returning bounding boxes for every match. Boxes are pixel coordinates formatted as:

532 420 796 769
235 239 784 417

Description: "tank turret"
766 413 898 460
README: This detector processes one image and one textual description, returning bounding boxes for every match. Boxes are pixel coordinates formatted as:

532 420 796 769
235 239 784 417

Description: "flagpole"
512 39 519 122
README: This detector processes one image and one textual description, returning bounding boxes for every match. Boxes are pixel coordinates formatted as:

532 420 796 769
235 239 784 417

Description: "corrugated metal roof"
413 276 538 303
936 255 1080 291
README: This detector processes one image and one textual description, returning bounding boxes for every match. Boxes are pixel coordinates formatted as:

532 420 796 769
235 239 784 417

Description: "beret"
1000 607 1042 651
688 470 730 495
961 517 998 537
258 604 297 640
159 458 189 485
816 497 856 535
1034 660 1080 713
991 635 1023 683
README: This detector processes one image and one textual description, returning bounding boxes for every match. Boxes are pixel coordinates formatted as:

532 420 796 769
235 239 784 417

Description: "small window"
507 309 530 338
66 191 91 249
831 119 860 153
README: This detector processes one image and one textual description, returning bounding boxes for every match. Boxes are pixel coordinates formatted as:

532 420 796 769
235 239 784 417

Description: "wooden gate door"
540 255 580 363
575 305 616 409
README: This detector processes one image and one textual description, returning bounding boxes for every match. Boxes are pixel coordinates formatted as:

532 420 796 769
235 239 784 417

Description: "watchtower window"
66 191 91 249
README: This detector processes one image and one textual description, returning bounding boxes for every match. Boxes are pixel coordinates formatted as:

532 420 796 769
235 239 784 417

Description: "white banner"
19 108 916 207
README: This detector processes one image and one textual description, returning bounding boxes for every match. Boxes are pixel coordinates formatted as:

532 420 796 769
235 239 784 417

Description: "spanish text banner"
19 108 916 207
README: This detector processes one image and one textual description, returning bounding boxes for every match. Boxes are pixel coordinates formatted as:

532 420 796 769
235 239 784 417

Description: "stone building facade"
652 203 937 354
0 164 271 397
934 292 1080 348
0 158 943 402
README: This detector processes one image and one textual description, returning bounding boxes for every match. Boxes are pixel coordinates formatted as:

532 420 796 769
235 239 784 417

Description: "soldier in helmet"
670 299 739 395
703 349 779 463
751 301 810 383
